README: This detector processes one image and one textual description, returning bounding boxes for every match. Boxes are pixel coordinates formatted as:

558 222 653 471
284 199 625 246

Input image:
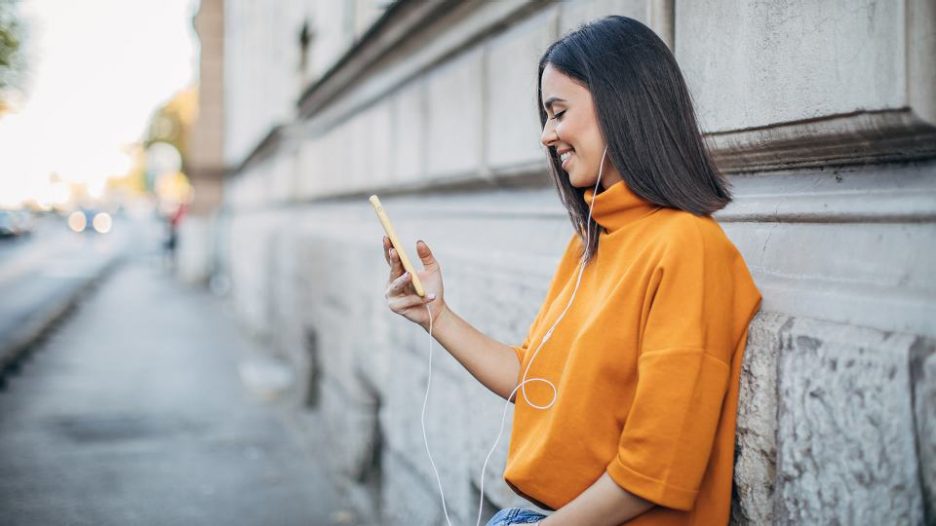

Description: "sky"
0 0 197 208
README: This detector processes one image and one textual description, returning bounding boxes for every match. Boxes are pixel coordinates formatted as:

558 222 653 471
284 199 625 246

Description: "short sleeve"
605 222 741 511
511 318 541 367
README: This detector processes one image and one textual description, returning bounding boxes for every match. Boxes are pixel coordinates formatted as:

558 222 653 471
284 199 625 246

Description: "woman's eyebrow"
543 96 566 111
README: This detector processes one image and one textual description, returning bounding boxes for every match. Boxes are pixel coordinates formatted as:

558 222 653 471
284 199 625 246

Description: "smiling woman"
382 15 761 526
492 16 760 525
537 16 731 264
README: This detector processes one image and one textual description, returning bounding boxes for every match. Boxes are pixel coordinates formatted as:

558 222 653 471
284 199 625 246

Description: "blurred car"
0 210 35 238
67 209 113 234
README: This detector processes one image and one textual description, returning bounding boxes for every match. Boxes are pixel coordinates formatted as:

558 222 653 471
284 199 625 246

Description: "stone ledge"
709 109 936 174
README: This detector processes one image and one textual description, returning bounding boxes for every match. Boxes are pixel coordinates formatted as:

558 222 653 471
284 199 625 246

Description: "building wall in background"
198 0 936 524
180 0 226 285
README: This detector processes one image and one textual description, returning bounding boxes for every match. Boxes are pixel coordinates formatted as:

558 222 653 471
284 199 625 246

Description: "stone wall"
207 0 936 523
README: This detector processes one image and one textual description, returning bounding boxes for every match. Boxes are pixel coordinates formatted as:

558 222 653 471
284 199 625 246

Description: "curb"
0 255 123 385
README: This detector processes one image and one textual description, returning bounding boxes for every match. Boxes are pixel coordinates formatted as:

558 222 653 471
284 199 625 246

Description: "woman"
382 16 761 526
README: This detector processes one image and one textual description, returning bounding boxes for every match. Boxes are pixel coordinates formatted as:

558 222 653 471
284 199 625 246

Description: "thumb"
416 240 438 270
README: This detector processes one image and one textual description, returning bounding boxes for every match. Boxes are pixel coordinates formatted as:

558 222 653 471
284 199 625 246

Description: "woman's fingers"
382 236 402 273
388 293 434 312
385 271 413 298
382 236 392 265
416 240 438 271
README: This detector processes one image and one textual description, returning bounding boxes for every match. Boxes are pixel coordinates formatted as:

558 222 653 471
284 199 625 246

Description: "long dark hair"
537 16 730 263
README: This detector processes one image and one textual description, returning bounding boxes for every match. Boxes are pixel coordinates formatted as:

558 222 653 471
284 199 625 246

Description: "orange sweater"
505 180 761 524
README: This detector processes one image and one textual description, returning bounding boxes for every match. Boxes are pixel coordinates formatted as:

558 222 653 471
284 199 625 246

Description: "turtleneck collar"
583 180 659 233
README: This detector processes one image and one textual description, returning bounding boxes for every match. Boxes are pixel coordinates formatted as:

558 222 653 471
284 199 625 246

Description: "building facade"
188 0 936 523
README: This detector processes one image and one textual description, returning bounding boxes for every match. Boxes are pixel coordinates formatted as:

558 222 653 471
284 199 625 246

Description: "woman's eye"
553 110 566 120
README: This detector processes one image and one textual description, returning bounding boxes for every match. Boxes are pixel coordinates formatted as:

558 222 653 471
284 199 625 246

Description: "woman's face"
540 64 622 190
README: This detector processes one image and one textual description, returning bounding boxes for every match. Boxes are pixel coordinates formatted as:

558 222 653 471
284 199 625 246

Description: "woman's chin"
568 176 594 188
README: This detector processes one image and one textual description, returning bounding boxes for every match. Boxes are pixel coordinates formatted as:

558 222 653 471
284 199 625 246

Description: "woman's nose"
541 121 557 147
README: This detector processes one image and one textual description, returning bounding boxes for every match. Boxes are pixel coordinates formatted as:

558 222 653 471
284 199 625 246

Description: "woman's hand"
382 236 446 331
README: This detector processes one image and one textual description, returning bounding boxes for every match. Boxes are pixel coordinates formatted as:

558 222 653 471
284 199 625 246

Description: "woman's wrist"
421 301 452 334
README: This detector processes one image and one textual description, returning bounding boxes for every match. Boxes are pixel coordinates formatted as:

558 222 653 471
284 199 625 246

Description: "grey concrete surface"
0 260 355 526
0 219 126 375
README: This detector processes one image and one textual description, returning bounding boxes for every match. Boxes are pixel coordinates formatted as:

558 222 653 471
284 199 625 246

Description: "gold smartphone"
369 195 426 297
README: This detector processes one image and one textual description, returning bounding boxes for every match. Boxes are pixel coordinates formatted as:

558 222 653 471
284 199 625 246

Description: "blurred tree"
144 87 197 174
142 88 196 208
0 0 25 116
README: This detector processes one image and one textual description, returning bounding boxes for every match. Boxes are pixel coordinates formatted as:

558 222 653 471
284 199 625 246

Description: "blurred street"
0 215 127 373
0 220 346 525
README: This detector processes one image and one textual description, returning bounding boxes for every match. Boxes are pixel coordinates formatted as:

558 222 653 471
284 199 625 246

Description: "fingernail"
427 293 436 300
401 272 408 278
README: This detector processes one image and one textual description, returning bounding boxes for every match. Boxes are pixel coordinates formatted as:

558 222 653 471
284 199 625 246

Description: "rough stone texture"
731 312 788 525
676 0 905 132
776 318 924 524
382 448 447 526
910 337 936 523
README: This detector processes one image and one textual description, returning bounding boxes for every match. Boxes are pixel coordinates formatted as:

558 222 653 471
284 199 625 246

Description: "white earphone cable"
421 148 608 526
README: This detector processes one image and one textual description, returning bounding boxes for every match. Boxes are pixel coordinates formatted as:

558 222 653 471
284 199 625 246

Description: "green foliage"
0 0 23 107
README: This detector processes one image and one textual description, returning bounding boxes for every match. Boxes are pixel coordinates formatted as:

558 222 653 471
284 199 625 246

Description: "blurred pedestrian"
164 201 187 268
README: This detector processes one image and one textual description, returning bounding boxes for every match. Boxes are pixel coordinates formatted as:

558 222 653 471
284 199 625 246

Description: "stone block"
296 136 323 199
382 449 448 525
226 208 280 339
347 111 371 191
462 377 525 511
390 79 426 183
731 312 788 525
267 222 305 361
484 7 557 171
367 101 394 186
269 153 294 203
319 375 381 486
558 0 649 36
376 342 477 523
425 47 483 179
676 0 905 132
718 161 936 339
776 317 924 524
910 337 936 522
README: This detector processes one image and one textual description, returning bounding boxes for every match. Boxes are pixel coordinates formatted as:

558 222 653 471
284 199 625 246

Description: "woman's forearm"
422 303 520 400
540 473 655 526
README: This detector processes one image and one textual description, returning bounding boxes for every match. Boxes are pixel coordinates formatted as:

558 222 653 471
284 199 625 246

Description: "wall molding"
708 109 936 174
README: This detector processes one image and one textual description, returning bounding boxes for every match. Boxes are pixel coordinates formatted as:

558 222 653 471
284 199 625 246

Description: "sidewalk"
0 260 353 525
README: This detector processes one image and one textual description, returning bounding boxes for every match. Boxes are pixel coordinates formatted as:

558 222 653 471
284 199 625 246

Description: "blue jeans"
485 507 548 526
